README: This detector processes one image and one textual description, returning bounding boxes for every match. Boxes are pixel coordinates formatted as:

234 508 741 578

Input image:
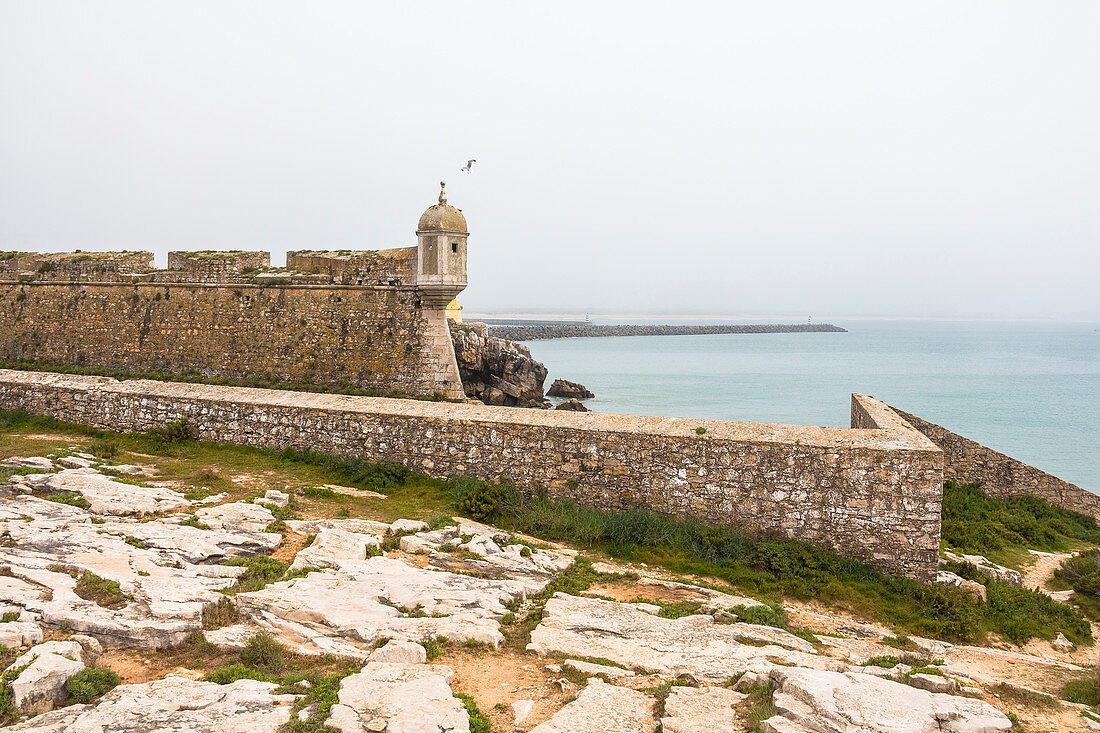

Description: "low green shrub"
301 486 337 499
422 636 447 660
66 668 120 703
239 632 286 675
733 603 790 629
450 476 515 520
202 597 239 630
88 438 120 460
656 600 704 619
945 560 1092 644
205 663 266 684
148 418 197 445
1056 550 1100 600
942 480 1100 555
456 693 491 733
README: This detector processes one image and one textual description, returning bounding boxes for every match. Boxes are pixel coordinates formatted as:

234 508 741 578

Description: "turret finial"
438 180 447 205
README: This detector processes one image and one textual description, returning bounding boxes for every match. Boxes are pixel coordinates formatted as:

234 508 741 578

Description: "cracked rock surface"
330 662 470 733
38 468 190 516
762 666 1012 733
528 678 657 733
660 685 745 733
0 488 277 649
235 555 534 657
528 593 838 682
4 676 297 732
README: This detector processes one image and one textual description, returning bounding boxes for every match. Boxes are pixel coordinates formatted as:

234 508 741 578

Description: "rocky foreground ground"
1 451 1098 731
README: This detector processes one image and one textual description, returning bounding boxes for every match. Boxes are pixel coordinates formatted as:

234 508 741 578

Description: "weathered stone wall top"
0 248 415 287
0 369 934 453
286 248 417 286
0 251 154 281
167 251 271 281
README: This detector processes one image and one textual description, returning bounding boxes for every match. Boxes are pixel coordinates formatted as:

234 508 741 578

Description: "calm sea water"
521 319 1099 492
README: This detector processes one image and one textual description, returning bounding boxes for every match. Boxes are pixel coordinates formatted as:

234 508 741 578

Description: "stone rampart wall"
889 406 1099 521
0 250 464 400
0 370 944 578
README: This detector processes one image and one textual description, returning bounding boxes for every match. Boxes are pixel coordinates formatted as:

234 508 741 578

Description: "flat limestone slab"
40 468 189 516
4 675 296 732
529 678 656 733
764 666 1011 733
235 556 532 657
331 662 469 733
5 640 86 715
528 593 838 683
660 686 745 733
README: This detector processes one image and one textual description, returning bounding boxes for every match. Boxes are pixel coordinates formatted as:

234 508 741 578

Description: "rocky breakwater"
491 322 848 341
449 321 549 407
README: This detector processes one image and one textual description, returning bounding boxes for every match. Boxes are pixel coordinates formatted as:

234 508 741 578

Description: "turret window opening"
451 242 458 253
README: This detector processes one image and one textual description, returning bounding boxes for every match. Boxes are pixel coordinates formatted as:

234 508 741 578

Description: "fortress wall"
167 251 271 281
0 249 464 400
889 406 1099 521
0 370 944 579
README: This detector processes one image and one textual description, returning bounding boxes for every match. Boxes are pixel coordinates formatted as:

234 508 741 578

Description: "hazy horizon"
2 2 1097 320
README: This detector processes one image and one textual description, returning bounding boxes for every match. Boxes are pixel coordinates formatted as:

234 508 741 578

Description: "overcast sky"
1 2 1097 320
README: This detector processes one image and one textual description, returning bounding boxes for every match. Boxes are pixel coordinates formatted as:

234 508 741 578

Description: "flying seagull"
461 159 476 173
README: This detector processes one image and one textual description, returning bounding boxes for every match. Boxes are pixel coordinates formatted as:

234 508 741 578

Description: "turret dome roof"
417 181 468 233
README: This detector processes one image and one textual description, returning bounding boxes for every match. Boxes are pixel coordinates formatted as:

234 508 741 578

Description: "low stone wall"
890 406 1099 521
0 370 943 578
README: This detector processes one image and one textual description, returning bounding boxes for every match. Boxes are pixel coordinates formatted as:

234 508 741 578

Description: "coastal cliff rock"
547 379 594 400
449 321 548 408
553 398 589 412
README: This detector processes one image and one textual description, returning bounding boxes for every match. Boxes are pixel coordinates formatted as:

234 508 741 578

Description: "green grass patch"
44 492 87 508
744 681 778 732
74 572 130 609
301 486 338 499
240 632 287 675
221 557 289 595
180 514 211 530
1065 676 1100 707
863 653 930 668
422 636 448 660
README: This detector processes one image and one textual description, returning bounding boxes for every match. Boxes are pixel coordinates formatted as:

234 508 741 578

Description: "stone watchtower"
414 181 468 400
415 181 468 307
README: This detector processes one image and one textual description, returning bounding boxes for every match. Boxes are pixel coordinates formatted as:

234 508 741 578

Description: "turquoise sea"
521 319 1099 492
